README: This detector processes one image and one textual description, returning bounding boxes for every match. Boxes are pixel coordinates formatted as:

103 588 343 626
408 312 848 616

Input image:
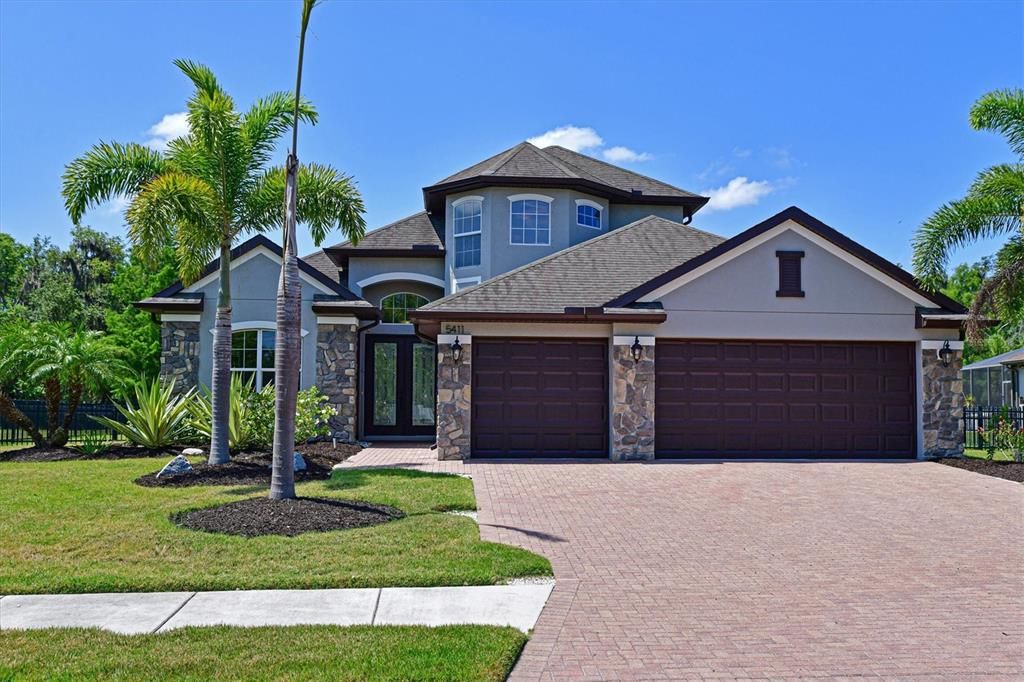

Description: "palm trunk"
43 376 62 446
269 0 316 500
208 239 233 465
0 391 44 446
270 156 301 500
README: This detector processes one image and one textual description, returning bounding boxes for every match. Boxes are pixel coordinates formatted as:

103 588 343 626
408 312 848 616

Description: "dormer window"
509 194 551 245
453 196 482 268
575 199 602 229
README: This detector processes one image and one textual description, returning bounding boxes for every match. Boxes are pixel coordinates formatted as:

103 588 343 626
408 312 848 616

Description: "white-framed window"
575 199 602 229
509 194 552 245
231 329 276 389
380 292 429 324
452 196 482 268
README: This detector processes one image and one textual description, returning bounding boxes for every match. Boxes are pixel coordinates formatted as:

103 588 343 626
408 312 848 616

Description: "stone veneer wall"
922 347 964 458
316 322 358 442
611 342 656 461
436 342 471 460
159 320 200 395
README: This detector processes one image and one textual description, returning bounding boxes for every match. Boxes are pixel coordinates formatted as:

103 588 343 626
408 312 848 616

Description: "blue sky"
1 0 1021 271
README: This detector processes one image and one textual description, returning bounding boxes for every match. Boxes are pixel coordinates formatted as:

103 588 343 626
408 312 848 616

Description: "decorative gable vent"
776 250 805 298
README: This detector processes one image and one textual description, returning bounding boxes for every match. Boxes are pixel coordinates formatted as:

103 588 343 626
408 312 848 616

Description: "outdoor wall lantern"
631 336 643 363
938 340 953 368
450 336 463 364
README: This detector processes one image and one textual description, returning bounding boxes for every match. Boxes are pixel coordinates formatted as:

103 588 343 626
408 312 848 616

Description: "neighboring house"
962 348 1024 407
139 141 968 459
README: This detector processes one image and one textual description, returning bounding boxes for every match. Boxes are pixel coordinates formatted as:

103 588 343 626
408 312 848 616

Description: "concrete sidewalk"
0 582 553 635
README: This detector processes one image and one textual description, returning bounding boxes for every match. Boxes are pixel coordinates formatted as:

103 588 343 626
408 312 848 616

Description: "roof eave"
422 176 708 216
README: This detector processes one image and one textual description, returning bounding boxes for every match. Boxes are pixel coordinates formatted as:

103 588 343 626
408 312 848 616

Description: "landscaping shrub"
295 386 335 443
187 375 266 451
93 378 193 448
73 430 111 456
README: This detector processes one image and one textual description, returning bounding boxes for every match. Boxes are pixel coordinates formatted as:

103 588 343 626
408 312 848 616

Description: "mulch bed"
134 441 362 488
0 444 182 463
936 457 1024 483
171 496 404 537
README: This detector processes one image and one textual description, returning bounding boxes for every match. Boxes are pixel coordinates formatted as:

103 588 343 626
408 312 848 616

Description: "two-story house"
139 141 968 461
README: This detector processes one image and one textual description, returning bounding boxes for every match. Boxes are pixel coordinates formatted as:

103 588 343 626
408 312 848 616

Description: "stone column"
316 322 359 442
921 343 964 458
611 336 656 461
159 320 200 395
436 335 471 460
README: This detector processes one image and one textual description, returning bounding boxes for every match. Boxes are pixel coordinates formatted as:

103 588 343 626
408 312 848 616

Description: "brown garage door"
472 338 608 457
656 340 915 458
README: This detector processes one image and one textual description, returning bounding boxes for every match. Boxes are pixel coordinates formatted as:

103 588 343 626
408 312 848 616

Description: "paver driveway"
344 448 1024 680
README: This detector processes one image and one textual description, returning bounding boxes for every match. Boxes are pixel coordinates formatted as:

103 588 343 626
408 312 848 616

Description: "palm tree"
0 323 128 447
62 60 365 464
912 89 1024 343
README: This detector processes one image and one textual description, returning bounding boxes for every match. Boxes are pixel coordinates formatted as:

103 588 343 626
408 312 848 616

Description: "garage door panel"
472 339 608 458
656 340 915 458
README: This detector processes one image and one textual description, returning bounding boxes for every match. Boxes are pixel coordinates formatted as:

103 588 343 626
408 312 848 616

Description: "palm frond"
241 92 317 173
62 142 167 223
911 192 1021 289
966 236 1024 343
969 88 1024 157
969 163 1024 210
125 172 220 273
241 163 366 245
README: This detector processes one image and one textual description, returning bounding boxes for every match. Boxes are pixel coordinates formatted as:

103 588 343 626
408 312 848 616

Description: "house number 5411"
444 324 466 334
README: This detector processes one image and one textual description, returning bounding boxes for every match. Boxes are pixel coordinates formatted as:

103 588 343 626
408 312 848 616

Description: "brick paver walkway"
343 447 1024 680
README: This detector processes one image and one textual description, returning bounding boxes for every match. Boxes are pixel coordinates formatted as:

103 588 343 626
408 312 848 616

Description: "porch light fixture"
450 336 463 364
938 340 953 368
631 336 643 363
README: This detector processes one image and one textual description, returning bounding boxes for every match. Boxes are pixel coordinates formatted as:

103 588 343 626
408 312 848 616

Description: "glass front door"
364 336 436 438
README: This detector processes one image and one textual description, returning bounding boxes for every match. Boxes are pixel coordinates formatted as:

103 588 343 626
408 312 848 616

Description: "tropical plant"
92 378 194 448
295 386 335 444
74 430 111 457
187 375 274 451
272 0 327 500
913 88 1024 343
0 323 129 447
62 58 365 466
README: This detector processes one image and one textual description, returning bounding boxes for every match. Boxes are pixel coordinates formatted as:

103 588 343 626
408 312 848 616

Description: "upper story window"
575 200 602 230
381 292 429 323
509 194 552 245
453 197 482 268
232 329 275 388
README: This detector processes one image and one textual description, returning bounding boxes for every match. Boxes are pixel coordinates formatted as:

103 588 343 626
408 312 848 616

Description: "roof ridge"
526 142 587 180
419 215 696 311
326 210 430 249
546 145 701 198
480 143 529 176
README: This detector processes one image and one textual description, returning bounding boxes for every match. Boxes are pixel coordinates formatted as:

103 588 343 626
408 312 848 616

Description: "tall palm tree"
912 89 1024 343
62 60 365 464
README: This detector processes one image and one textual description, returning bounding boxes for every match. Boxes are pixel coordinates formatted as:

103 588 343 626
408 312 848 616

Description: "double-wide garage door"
472 338 608 458
656 340 916 458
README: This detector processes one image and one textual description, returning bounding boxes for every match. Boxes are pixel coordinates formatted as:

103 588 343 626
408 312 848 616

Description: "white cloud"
702 176 776 212
144 112 189 151
527 125 603 152
765 146 796 169
602 146 653 163
103 195 131 215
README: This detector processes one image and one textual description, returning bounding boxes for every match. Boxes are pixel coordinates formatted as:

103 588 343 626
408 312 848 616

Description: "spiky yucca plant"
93 378 194 449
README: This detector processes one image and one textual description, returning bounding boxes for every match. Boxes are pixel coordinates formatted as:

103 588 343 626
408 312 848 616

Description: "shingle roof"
417 215 724 315
963 347 1024 370
431 142 702 200
327 211 445 252
301 249 341 282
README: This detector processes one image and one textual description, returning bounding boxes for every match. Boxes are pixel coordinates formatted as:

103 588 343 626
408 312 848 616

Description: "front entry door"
364 335 436 438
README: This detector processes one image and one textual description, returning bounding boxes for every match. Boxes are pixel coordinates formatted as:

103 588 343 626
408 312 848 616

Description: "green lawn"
0 458 551 594
0 625 526 681
963 447 1018 462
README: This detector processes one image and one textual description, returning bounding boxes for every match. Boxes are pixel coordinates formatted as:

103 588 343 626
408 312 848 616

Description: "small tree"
0 323 129 447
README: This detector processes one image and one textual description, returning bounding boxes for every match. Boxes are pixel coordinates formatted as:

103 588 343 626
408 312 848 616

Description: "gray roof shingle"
327 211 445 252
418 215 724 315
301 249 341 282
431 142 701 200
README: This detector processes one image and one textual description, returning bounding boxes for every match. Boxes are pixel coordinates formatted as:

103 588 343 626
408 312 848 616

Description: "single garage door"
656 340 915 458
473 338 608 457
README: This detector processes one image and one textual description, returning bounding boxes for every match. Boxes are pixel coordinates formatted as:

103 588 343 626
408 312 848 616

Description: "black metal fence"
0 400 124 445
964 406 1024 449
